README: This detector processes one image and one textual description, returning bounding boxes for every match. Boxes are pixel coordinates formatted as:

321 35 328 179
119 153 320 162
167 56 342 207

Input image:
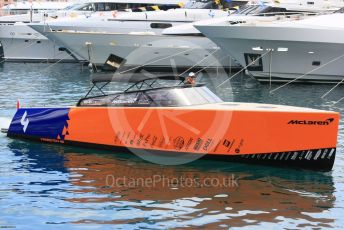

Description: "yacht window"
263 7 287 14
312 61 321 66
117 3 129 11
150 23 173 29
236 5 261 15
277 47 288 52
130 3 145 9
79 3 95 11
96 3 105 11
185 0 217 9
104 3 111 11
102 3 118 11
229 20 245 25
252 47 263 51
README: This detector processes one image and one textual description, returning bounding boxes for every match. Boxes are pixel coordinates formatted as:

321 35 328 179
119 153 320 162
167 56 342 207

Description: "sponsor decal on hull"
288 118 334 126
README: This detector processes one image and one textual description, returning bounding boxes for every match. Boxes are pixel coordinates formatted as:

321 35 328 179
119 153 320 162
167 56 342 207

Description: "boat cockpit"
78 73 223 107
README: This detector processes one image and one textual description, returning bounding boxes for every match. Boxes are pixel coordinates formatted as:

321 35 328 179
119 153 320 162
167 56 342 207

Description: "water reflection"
6 139 336 228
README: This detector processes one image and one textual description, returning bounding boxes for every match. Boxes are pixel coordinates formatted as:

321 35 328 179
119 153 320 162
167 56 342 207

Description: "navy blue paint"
8 108 70 140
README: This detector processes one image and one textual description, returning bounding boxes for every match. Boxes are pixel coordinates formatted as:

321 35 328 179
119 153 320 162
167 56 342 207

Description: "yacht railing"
239 10 333 22
0 9 50 16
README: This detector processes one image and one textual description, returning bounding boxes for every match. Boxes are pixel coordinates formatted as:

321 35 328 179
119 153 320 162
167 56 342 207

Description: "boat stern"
7 108 71 142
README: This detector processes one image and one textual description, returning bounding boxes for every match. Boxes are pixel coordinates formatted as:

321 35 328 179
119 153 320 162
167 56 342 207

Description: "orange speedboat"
7 74 340 171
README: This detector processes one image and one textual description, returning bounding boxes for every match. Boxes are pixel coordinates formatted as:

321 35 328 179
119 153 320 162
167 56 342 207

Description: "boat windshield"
78 85 223 107
185 0 218 9
234 5 288 15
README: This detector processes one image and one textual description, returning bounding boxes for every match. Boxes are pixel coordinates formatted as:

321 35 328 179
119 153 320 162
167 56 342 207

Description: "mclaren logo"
288 118 334 125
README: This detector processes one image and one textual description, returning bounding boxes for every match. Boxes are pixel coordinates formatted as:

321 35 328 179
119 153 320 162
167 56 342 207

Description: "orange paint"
64 106 339 155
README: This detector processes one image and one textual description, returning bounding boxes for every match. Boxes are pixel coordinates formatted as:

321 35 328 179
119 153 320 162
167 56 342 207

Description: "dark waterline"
0 63 343 229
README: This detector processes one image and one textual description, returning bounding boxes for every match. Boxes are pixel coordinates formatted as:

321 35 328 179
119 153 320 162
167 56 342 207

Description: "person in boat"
185 72 197 85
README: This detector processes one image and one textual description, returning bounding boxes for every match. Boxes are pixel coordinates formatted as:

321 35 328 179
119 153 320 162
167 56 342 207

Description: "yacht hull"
7 105 339 171
41 31 240 70
0 24 82 62
196 24 344 83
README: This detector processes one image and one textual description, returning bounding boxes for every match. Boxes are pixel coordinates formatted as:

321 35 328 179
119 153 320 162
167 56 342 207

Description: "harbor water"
0 62 343 229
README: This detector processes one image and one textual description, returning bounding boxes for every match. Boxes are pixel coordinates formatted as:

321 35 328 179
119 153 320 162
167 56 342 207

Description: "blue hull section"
8 108 70 140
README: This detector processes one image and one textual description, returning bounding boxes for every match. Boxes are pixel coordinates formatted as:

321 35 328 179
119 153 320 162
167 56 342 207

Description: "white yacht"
195 4 344 83
29 0 341 72
0 0 185 63
32 2 311 72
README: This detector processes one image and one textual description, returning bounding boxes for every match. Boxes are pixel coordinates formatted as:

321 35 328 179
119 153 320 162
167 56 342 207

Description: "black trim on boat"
255 76 344 84
7 133 336 171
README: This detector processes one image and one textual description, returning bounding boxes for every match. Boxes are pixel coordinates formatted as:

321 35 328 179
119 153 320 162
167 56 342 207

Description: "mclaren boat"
6 74 340 171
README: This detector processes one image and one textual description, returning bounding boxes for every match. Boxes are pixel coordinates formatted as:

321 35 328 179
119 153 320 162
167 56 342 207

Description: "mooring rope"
38 44 88 72
178 48 219 77
194 54 230 75
119 46 199 74
216 50 271 89
321 78 344 99
334 96 344 105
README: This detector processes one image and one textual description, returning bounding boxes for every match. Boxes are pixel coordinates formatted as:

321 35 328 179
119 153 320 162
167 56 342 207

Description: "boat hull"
196 23 344 83
41 31 239 70
0 24 82 62
7 105 339 171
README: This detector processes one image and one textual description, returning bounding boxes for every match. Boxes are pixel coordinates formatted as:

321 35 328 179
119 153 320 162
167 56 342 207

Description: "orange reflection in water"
63 152 335 228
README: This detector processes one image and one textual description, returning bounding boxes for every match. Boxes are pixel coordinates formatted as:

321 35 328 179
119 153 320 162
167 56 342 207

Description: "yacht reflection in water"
8 140 336 228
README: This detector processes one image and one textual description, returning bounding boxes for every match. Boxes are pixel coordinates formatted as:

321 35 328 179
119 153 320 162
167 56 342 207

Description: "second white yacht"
195 3 344 83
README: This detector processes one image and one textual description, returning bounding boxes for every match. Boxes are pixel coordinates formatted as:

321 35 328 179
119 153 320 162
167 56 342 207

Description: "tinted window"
96 3 105 11
185 0 217 9
150 23 173 29
79 3 95 11
117 3 129 11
